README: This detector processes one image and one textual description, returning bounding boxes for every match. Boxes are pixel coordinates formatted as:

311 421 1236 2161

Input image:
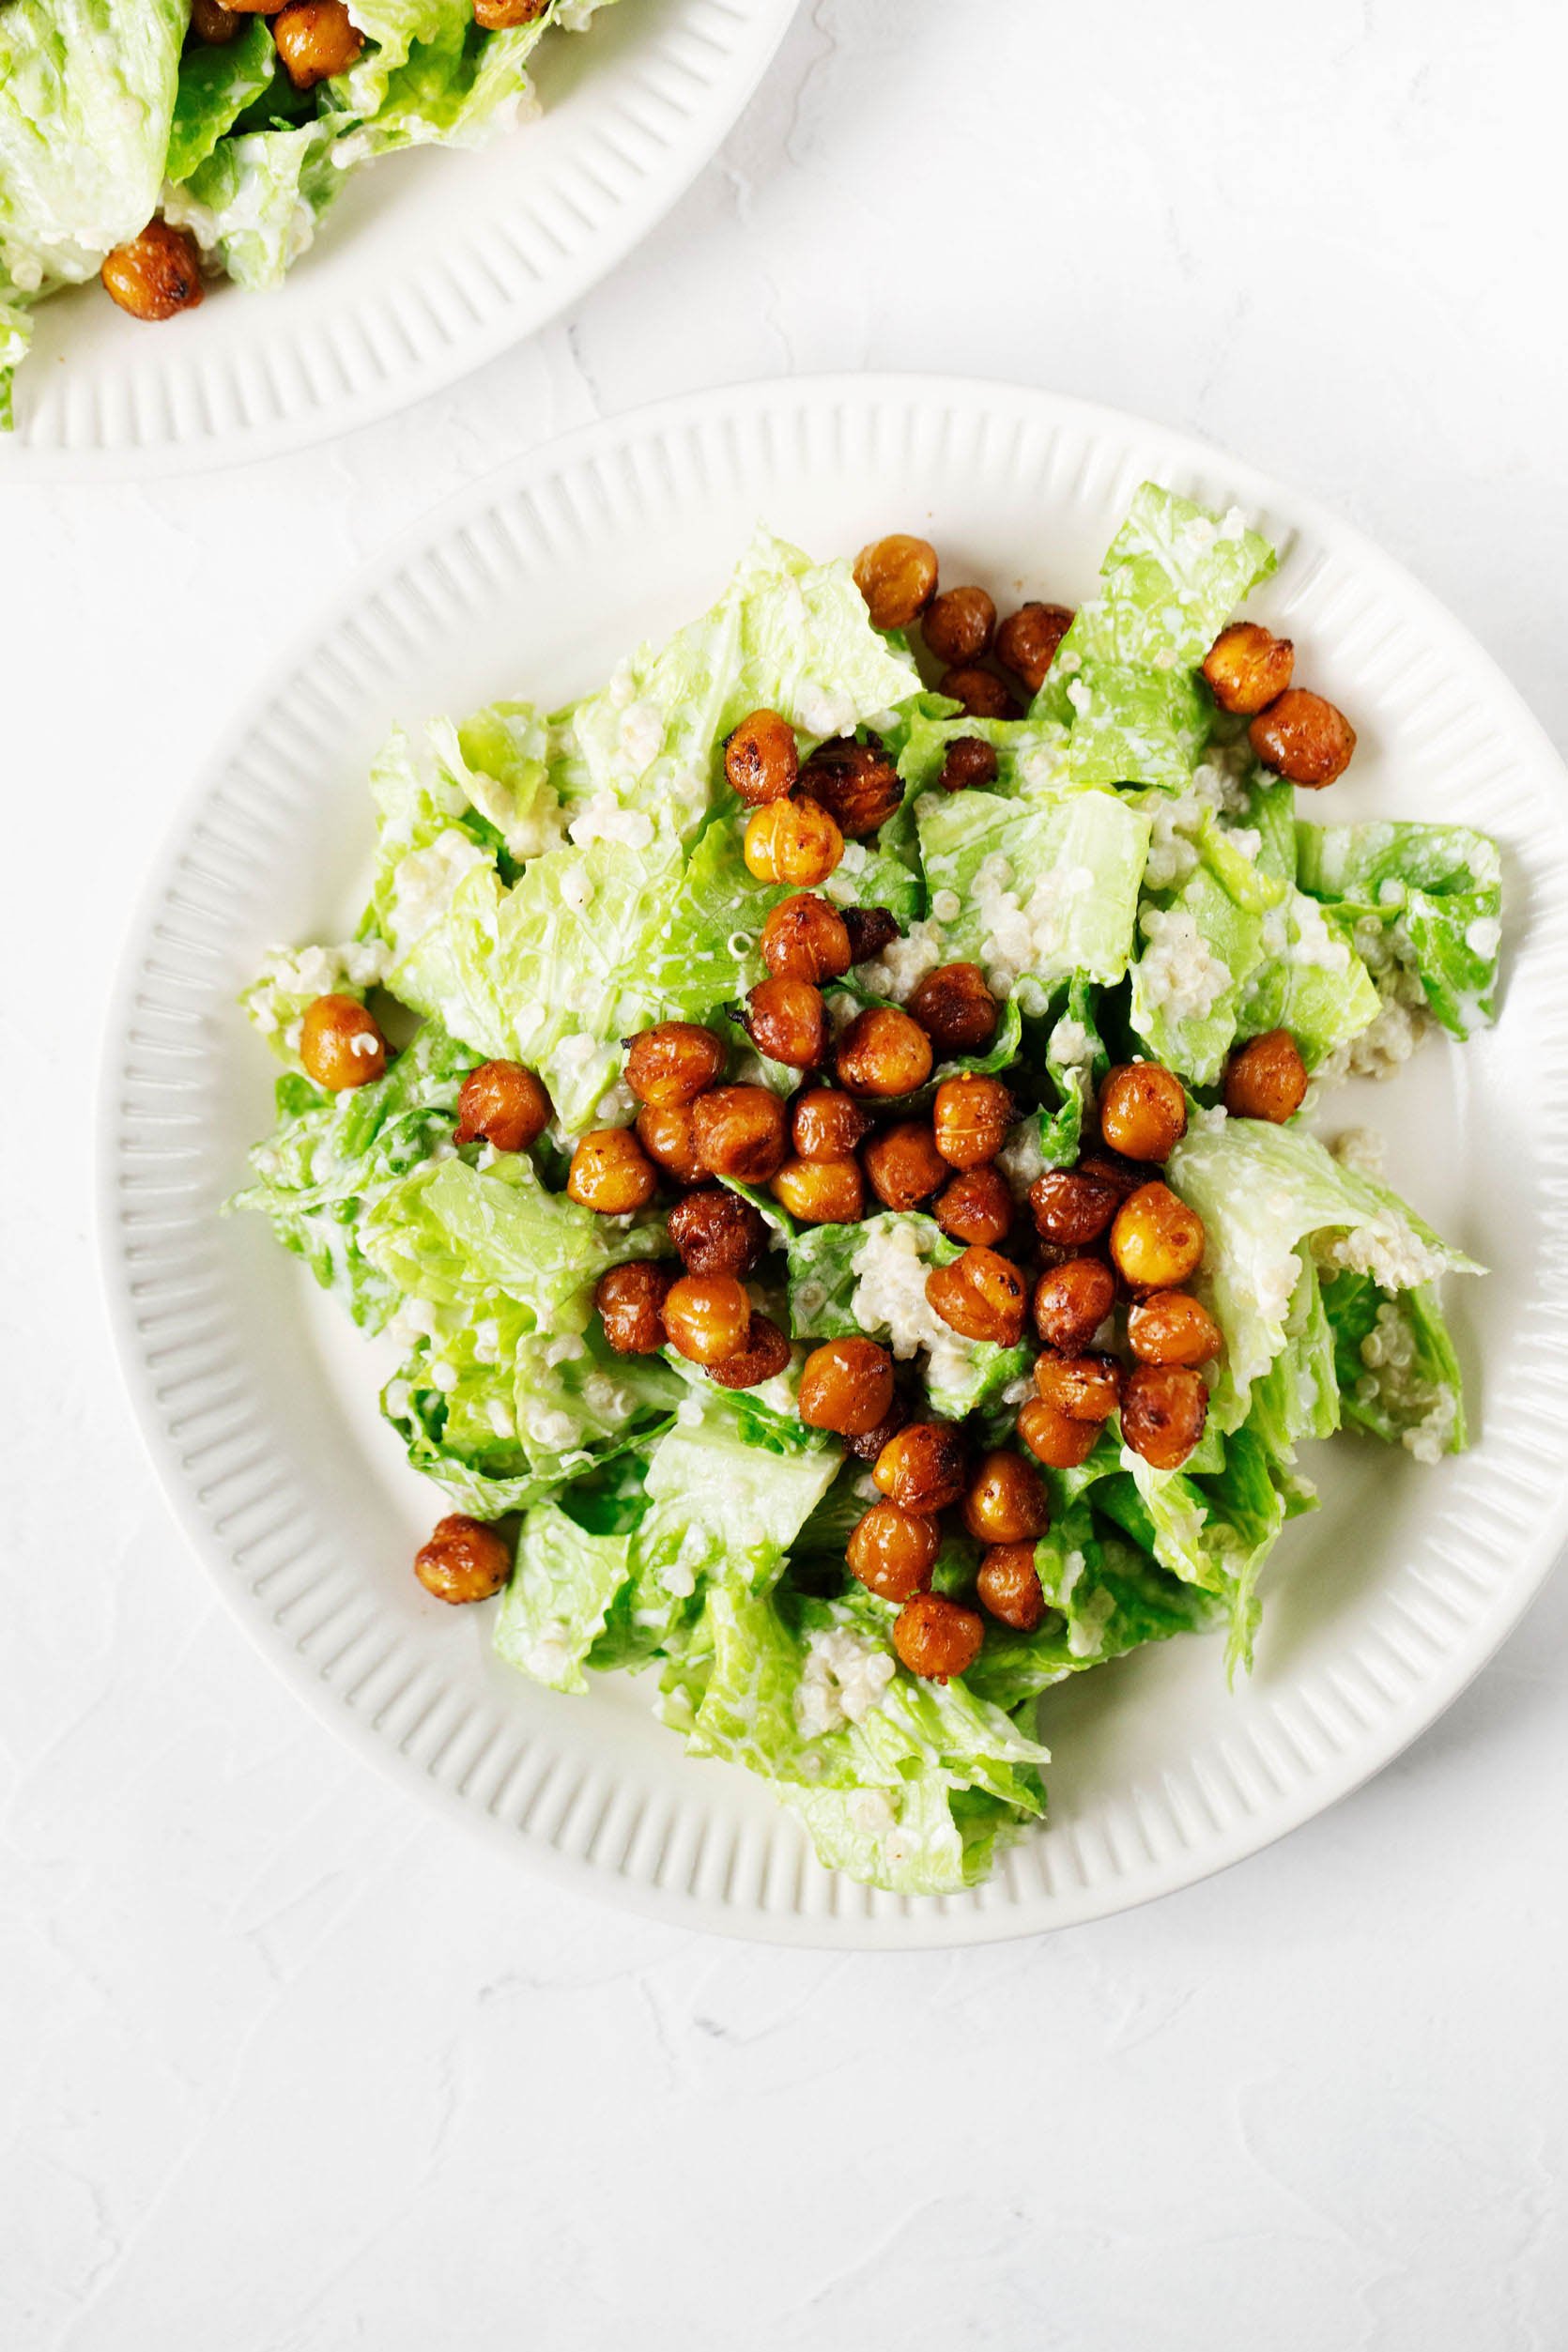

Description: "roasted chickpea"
933 1075 1013 1170
664 1272 752 1366
893 1592 984 1682
760 892 852 983
1034 1351 1122 1423
1028 1166 1120 1247
874 1421 967 1515
741 976 825 1069
923 585 996 665
791 1085 872 1161
567 1128 657 1213
192 0 242 38
1250 688 1357 787
1121 1363 1209 1470
1126 1290 1222 1368
1017 1396 1100 1470
413 1514 512 1606
862 1119 947 1212
300 993 386 1090
723 707 799 806
1110 1181 1206 1291
272 0 363 88
843 1394 911 1465
799 1337 896 1437
925 1245 1028 1347
836 1006 933 1099
691 1084 790 1182
935 1164 1014 1248
772 1155 864 1224
976 1545 1047 1633
907 961 999 1055
705 1312 792 1390
1033 1256 1117 1353
744 796 844 887
454 1059 551 1152
961 1451 1050 1545
594 1262 672 1355
853 533 938 630
474 0 547 22
937 734 1001 793
100 221 204 322
1202 622 1294 715
1224 1029 1309 1124
623 1021 726 1109
939 665 1018 720
636 1101 704 1186
798 735 902 838
842 904 900 964
1076 1147 1144 1207
1098 1061 1188 1163
847 1503 940 1603
994 602 1074 693
667 1186 766 1277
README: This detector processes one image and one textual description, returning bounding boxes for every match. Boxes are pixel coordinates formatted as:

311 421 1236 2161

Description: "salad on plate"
232 484 1503 1896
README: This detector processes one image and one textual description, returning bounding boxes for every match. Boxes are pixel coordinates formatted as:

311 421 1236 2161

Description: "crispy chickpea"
863 1120 947 1212
1077 1147 1144 1207
935 1164 1014 1248
1035 1352 1122 1423
772 1155 864 1224
907 961 999 1055
1202 622 1294 715
933 1075 1013 1170
1018 1396 1100 1470
664 1272 751 1366
994 602 1074 693
623 1021 725 1109
1098 1061 1188 1163
939 665 1018 720
692 1084 789 1182
594 1262 672 1355
454 1059 551 1152
799 1337 896 1437
977 1545 1047 1633
961 1451 1050 1545
300 993 386 1090
874 1421 967 1515
938 734 1001 793
761 893 852 984
414 1514 512 1606
724 707 799 806
1033 1256 1117 1353
923 585 996 666
567 1128 657 1213
272 0 363 87
1224 1029 1308 1124
1127 1290 1222 1368
741 976 825 1069
1110 1181 1206 1291
798 736 902 838
842 904 899 964
705 1311 792 1390
925 1245 1028 1347
893 1592 984 1682
636 1101 704 1186
853 533 938 629
791 1085 872 1161
1028 1166 1120 1248
1122 1363 1209 1470
843 1394 911 1465
100 221 204 322
744 796 844 888
847 1503 940 1603
668 1186 766 1277
836 1007 933 1099
192 0 242 38
474 0 547 21
1250 688 1357 787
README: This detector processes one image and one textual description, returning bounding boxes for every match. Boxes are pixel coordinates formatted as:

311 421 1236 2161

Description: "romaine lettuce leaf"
787 1212 1031 1419
1296 818 1502 1039
164 117 346 291
167 21 278 186
1321 1269 1466 1462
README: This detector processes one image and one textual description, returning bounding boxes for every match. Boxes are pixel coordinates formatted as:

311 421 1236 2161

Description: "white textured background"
6 3 1568 2344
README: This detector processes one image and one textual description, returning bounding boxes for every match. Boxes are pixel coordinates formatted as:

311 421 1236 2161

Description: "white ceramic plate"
100 376 1568 1946
3 0 794 477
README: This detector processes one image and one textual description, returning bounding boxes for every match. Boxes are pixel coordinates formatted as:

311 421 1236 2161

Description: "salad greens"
235 484 1502 1897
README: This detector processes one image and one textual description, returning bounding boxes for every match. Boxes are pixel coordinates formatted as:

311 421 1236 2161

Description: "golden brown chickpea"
926 1245 1028 1347
1017 1396 1100 1470
761 893 852 984
843 1394 911 1465
1126 1290 1222 1368
939 665 1019 719
841 905 899 964
414 1514 512 1606
1223 1029 1309 1124
935 1164 1014 1248
272 0 363 87
300 993 386 1090
567 1128 658 1214
100 221 205 322
873 1421 967 1515
623 1021 726 1109
906 962 999 1055
791 1086 872 1161
636 1101 704 1186
937 734 1001 793
192 0 242 38
976 1544 1047 1633
1121 1363 1209 1470
853 533 939 629
847 1503 940 1603
961 1450 1050 1545
994 602 1074 693
923 585 996 666
798 736 903 838
594 1262 672 1355
705 1311 792 1390
724 707 799 806
1033 1256 1117 1354
932 1075 1014 1170
664 1272 752 1366
1250 688 1357 787
691 1084 790 1182
1034 1352 1122 1423
1098 1061 1188 1163
1202 622 1294 715
454 1060 551 1152
744 796 844 887
474 0 547 21
836 1006 933 1099
667 1186 766 1277
1110 1181 1206 1291
799 1337 896 1437
893 1591 984 1682
1076 1147 1145 1207
772 1155 864 1224
862 1119 947 1212
742 976 826 1069
1028 1166 1120 1247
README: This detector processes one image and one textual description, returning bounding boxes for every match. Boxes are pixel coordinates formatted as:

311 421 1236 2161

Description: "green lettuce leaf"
1296 818 1502 1039
164 117 346 290
167 21 278 186
1322 1270 1467 1462
788 1212 1031 1419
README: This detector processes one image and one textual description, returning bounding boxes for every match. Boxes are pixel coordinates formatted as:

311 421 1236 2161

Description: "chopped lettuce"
1296 818 1502 1038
